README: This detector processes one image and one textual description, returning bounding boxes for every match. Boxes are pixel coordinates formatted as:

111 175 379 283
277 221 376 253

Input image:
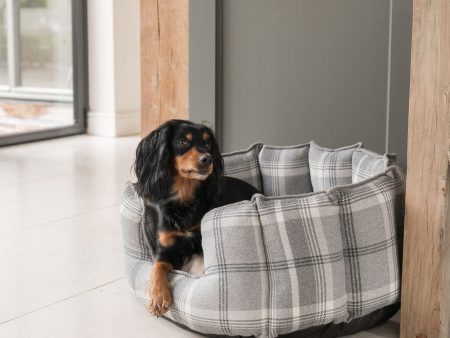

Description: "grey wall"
190 0 412 167
189 0 217 127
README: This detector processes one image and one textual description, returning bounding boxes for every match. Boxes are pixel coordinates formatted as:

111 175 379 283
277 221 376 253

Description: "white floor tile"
95 278 134 298
0 206 124 323
0 135 139 187
0 288 202 338
0 161 134 235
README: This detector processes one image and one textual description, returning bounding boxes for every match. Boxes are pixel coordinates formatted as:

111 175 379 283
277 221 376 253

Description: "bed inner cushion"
223 143 263 192
309 141 362 191
258 143 312 196
352 148 397 184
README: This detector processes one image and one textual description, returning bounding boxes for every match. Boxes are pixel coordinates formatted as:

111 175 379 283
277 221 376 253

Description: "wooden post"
140 0 189 136
400 0 450 336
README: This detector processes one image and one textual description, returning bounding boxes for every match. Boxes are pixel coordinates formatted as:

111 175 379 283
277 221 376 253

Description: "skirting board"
87 109 141 137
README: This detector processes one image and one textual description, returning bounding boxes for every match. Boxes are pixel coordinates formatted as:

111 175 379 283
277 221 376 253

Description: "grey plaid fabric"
121 144 404 338
352 149 397 184
223 143 264 192
309 141 362 192
328 168 401 320
258 143 313 196
199 193 349 337
390 164 406 253
120 183 150 292
253 193 348 336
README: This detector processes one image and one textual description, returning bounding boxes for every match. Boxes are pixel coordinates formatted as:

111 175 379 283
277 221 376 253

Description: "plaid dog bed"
121 142 404 338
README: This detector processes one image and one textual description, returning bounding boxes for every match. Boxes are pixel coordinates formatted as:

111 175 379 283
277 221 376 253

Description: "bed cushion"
352 149 397 184
201 192 348 337
121 141 405 338
258 143 313 196
223 143 263 192
309 141 362 191
328 169 401 320
254 193 348 335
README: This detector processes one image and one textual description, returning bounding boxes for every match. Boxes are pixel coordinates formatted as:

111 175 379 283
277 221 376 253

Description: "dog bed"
120 141 405 338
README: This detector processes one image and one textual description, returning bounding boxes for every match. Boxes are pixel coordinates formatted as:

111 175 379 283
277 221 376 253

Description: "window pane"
19 0 72 89
0 0 7 85
0 100 73 135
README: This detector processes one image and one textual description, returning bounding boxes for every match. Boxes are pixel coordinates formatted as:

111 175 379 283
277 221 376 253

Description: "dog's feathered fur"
134 120 223 206
133 119 259 316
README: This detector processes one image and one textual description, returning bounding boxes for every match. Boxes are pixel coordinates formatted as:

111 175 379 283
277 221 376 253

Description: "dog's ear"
205 126 224 193
133 123 173 202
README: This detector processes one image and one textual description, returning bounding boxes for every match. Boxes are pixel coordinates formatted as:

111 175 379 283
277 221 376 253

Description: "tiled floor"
0 135 399 337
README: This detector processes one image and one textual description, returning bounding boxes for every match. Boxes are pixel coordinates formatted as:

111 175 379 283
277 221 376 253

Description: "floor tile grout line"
0 135 139 156
91 277 125 290
0 277 125 326
0 171 79 189
0 202 121 237
0 160 135 189
0 136 140 328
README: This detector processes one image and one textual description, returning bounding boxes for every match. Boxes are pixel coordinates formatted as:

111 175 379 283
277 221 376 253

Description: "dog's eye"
204 140 211 147
176 139 189 147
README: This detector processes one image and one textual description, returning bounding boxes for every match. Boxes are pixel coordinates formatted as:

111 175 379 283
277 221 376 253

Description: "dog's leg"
149 261 173 316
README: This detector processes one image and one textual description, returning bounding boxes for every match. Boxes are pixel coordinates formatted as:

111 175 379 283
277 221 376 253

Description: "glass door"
0 0 87 145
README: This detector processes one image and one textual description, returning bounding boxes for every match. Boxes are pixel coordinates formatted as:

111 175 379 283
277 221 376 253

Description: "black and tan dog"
133 119 259 316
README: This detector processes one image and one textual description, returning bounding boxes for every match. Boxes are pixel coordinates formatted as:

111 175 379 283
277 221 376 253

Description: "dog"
133 119 259 316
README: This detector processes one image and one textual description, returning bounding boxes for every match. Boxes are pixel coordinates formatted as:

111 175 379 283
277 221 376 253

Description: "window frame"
0 0 88 146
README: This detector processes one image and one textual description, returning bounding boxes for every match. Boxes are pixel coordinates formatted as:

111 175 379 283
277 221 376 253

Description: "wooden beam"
140 0 189 136
400 0 450 336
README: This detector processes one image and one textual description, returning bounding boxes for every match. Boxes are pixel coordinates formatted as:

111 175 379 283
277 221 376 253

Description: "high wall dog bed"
120 141 405 338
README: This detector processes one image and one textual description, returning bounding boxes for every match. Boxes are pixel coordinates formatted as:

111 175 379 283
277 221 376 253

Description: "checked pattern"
223 143 264 192
121 141 404 338
352 148 397 184
329 170 402 320
258 143 313 196
309 141 363 191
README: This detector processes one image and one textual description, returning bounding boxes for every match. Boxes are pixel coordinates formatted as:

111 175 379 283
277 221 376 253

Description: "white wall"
87 0 140 136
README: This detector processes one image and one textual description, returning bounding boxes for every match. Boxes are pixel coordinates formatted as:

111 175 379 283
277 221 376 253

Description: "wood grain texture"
140 0 188 136
400 0 450 336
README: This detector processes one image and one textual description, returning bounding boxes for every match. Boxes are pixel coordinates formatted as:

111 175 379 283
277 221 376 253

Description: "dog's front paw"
148 283 172 317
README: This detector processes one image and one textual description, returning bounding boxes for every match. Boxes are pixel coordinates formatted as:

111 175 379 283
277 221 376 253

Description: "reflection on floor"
0 100 73 135
0 135 399 338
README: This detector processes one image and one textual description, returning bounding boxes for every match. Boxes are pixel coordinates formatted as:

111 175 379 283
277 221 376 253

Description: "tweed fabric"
223 143 264 192
309 142 362 192
258 143 313 196
390 164 406 260
352 149 397 184
121 143 404 338
201 193 348 337
328 169 401 320
254 193 347 336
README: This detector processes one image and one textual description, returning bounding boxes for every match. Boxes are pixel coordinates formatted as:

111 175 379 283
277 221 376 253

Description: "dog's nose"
199 154 212 166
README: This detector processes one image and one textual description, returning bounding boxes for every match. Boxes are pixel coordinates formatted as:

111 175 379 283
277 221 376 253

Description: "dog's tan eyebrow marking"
159 231 180 247
158 229 198 247
186 132 193 141
202 132 210 141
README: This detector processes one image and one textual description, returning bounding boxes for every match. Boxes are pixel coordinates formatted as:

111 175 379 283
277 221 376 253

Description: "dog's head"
133 119 223 202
